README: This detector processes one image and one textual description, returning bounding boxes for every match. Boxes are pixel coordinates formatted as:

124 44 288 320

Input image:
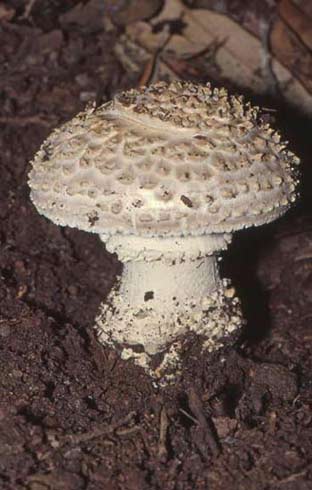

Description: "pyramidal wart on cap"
28 80 300 379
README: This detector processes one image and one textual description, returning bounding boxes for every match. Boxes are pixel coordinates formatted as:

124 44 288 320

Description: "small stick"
187 386 221 457
138 53 158 87
158 407 169 460
20 0 37 19
62 411 136 446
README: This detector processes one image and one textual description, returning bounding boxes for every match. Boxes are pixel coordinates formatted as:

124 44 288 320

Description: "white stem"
120 255 220 312
96 233 242 369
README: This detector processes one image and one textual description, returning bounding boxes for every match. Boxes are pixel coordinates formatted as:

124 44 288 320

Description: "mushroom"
28 81 300 376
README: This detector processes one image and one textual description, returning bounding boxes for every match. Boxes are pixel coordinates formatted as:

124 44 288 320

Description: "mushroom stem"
96 234 243 368
120 255 220 315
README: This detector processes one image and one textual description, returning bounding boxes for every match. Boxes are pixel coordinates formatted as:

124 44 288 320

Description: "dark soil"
0 2 312 489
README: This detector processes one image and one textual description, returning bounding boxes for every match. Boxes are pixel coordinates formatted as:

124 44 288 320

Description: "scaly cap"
29 81 300 237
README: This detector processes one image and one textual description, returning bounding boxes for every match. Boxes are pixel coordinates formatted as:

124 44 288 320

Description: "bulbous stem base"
95 234 243 377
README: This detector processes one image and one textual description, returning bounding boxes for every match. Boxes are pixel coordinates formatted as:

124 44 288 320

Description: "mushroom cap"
28 81 299 237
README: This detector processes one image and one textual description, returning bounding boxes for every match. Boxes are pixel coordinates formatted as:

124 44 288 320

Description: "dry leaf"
270 18 312 94
59 0 105 33
279 0 312 50
109 0 163 26
114 0 312 113
292 0 312 19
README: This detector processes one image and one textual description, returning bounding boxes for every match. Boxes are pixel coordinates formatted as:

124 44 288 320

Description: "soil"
0 2 312 489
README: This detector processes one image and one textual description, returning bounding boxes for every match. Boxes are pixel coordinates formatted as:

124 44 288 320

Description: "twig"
187 386 221 457
138 53 158 87
179 408 198 424
294 252 312 262
61 411 136 446
274 470 307 486
20 0 37 19
158 407 169 460
115 425 141 436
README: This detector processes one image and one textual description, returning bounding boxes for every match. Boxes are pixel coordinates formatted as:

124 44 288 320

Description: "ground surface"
0 2 312 489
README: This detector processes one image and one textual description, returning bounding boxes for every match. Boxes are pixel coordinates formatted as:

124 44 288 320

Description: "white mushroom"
28 81 300 377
